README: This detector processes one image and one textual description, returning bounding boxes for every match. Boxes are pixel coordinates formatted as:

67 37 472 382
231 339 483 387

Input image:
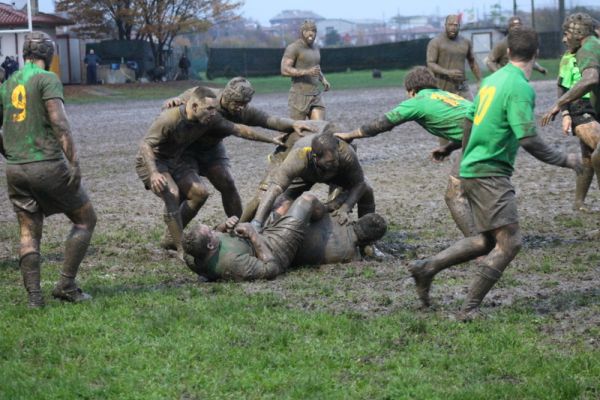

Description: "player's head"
300 20 317 45
563 13 595 52
404 66 438 95
183 223 219 261
507 27 538 62
507 16 522 32
354 213 387 246
23 31 55 70
221 77 255 114
311 133 340 173
186 86 217 124
445 15 460 39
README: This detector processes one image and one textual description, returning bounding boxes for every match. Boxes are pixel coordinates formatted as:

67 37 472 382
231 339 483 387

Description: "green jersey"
460 63 536 178
575 35 600 115
0 62 64 164
384 88 472 142
558 52 590 99
199 234 260 281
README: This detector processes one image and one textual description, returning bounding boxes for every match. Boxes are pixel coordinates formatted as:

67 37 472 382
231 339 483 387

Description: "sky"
239 0 596 26
34 0 596 23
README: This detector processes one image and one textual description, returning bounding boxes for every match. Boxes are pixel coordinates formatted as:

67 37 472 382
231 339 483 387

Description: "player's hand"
272 134 286 147
292 121 316 136
561 115 573 135
447 69 465 81
565 153 583 174
162 97 183 110
234 223 257 238
431 146 450 163
322 78 331 92
539 66 547 75
224 216 239 232
331 208 350 225
541 104 561 126
307 65 321 77
67 161 81 188
150 172 167 195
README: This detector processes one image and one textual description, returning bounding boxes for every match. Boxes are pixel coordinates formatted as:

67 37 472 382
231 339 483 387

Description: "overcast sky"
36 0 596 23
239 0 597 26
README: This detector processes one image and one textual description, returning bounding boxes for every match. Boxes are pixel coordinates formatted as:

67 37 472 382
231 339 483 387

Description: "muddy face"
445 16 460 39
314 149 339 175
564 29 582 53
221 99 248 116
302 28 317 46
188 98 217 124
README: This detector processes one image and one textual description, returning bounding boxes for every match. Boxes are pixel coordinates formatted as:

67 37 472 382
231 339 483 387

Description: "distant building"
0 0 73 78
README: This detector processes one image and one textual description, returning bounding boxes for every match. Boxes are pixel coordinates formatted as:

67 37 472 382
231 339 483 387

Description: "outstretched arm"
335 116 396 141
46 98 80 187
542 68 599 126
231 123 284 146
252 183 284 228
519 135 581 172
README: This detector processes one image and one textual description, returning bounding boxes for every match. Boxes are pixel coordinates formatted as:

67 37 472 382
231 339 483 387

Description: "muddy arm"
466 44 482 82
542 68 599 126
232 123 282 145
336 116 395 141
252 183 284 227
520 135 569 167
234 223 275 263
46 98 77 165
281 57 320 78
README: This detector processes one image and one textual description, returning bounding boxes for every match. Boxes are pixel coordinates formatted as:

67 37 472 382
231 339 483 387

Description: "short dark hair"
354 213 387 245
404 66 438 93
311 133 339 156
183 224 212 260
507 27 538 62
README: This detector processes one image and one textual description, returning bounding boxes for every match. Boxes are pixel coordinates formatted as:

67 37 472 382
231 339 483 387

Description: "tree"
56 0 241 66
324 28 341 47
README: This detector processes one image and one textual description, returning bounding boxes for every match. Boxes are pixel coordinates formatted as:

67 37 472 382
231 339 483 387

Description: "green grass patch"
0 284 598 399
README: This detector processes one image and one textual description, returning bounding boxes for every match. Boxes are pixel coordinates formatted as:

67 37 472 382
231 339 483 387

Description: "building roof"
0 3 73 28
270 10 324 25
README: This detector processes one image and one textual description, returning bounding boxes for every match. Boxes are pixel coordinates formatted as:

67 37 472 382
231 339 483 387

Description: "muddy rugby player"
0 32 97 307
408 27 582 321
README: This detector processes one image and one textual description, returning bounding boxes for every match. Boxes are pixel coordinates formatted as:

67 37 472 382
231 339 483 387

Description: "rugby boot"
20 252 44 308
456 264 502 322
52 285 92 303
407 259 434 308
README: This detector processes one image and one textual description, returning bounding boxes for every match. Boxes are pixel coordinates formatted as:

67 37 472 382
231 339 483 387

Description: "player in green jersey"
408 28 581 321
557 41 599 211
0 32 97 307
335 66 476 237
543 13 600 207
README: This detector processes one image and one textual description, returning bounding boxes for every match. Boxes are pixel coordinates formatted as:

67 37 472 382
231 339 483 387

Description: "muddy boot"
407 259 434 308
456 264 502 322
20 252 44 308
573 164 594 212
53 227 93 303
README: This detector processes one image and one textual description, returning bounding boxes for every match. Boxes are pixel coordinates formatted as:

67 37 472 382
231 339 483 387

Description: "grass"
64 58 560 104
1 279 598 399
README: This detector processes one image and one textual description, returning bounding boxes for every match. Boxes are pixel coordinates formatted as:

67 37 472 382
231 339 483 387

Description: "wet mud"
0 80 598 346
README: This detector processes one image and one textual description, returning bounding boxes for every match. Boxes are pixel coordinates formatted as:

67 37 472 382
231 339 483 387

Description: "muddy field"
0 81 598 345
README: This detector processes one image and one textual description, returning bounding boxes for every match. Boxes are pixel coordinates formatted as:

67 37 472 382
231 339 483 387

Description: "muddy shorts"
262 215 306 270
462 176 518 233
568 99 597 129
135 156 175 190
288 90 324 120
6 160 89 216
172 143 230 181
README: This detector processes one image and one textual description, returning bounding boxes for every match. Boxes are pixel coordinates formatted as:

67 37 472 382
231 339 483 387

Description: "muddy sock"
20 252 44 308
164 210 184 258
574 164 594 209
179 201 198 230
461 264 503 313
57 227 92 290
